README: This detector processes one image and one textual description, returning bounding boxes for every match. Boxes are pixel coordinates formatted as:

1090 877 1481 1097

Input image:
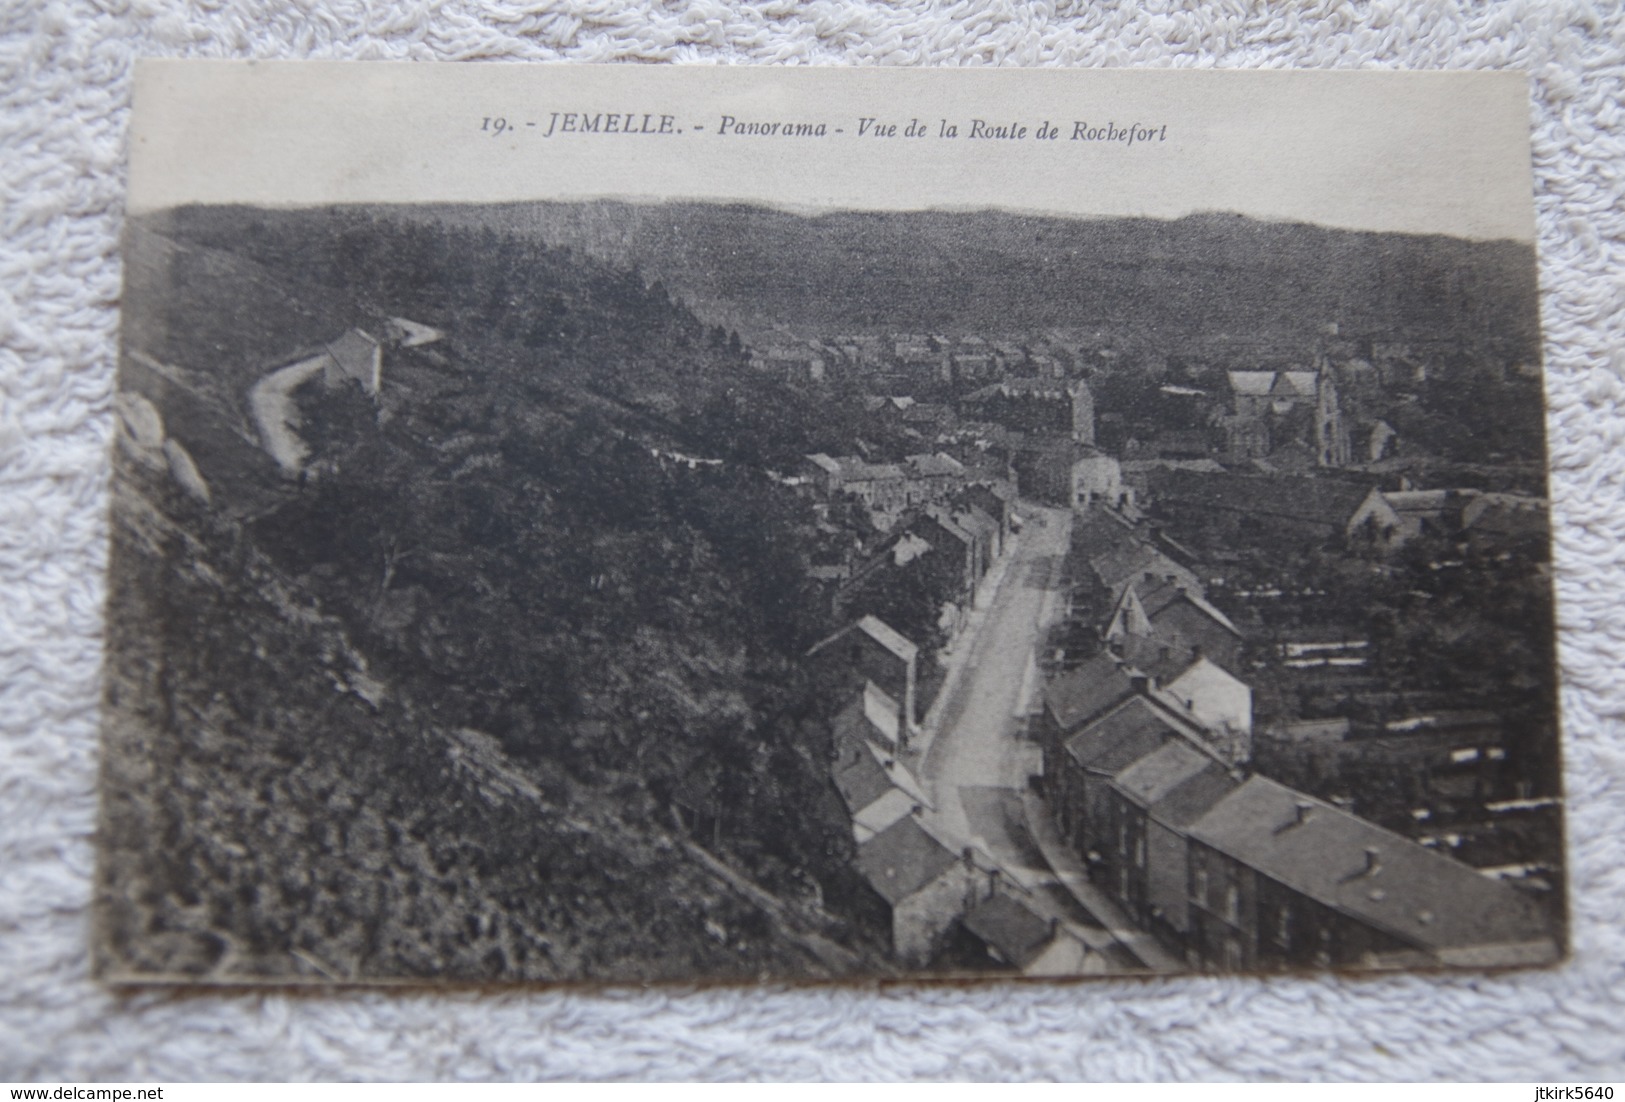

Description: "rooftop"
806 615 919 665
1112 741 1213 809
906 452 966 478
1131 578 1242 638
857 615 919 662
956 506 1000 541
1279 371 1319 397
963 894 1054 969
1091 541 1196 597
1228 370 1276 397
1152 470 1379 531
856 816 961 906
1227 369 1319 399
1187 775 1557 962
1045 653 1138 733
919 506 975 547
831 720 895 815
1064 695 1180 775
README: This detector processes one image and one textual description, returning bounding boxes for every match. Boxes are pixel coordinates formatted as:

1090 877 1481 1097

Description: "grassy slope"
99 214 890 983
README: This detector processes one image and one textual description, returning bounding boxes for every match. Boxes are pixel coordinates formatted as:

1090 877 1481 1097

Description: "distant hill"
155 202 1542 360
423 201 1542 357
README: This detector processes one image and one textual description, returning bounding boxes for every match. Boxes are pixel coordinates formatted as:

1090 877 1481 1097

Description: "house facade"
855 816 975 966
807 615 920 743
1183 776 1559 971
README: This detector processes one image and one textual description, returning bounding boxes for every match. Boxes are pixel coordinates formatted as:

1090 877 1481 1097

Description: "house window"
1274 905 1291 950
1224 882 1240 924
1193 864 1209 904
1315 924 1333 968
1136 834 1147 869
1223 937 1244 972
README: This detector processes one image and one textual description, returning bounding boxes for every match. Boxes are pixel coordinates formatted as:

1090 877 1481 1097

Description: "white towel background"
3 0 1623 1082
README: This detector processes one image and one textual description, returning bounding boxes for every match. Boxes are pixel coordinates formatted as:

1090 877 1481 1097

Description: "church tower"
1070 378 1096 446
1315 356 1351 468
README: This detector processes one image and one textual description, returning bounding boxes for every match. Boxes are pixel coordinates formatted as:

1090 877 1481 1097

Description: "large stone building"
960 377 1095 446
1222 365 1350 468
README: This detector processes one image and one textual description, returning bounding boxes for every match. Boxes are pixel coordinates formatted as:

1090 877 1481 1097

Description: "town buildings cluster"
778 325 1561 973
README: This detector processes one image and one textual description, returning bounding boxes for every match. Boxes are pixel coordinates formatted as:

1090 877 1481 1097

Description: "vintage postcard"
98 62 1565 984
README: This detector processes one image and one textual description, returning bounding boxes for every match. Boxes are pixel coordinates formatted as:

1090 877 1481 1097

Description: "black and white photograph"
95 63 1567 985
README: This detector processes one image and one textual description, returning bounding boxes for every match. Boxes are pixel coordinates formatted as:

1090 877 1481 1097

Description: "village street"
916 504 1174 972
922 504 1070 846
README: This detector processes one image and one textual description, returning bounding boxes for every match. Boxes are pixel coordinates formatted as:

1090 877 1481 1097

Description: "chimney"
1362 847 1382 878
1277 801 1314 834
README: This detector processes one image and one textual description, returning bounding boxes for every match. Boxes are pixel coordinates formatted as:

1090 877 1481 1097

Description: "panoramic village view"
98 201 1565 983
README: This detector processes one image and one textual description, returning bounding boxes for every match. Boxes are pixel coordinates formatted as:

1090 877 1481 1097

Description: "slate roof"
1111 741 1239 829
326 328 381 391
1461 493 1548 536
807 615 918 665
1228 370 1320 399
1187 775 1557 962
1152 471 1378 532
859 462 906 483
812 455 909 484
1228 371 1276 397
980 479 1017 503
852 787 916 841
920 506 975 547
1384 489 1457 515
1092 541 1195 597
963 377 1085 402
963 894 1054 968
1132 578 1242 637
1117 633 1200 684
1153 766 1242 829
957 507 1000 543
831 726 894 815
856 817 960 906
1112 741 1212 808
1063 696 1178 775
906 452 965 478
1071 507 1143 561
902 404 955 425
1166 656 1249 711
1278 371 1319 397
1045 654 1138 733
857 615 919 662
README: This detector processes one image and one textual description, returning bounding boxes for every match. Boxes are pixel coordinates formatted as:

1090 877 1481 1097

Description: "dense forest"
100 205 903 982
429 201 1543 363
